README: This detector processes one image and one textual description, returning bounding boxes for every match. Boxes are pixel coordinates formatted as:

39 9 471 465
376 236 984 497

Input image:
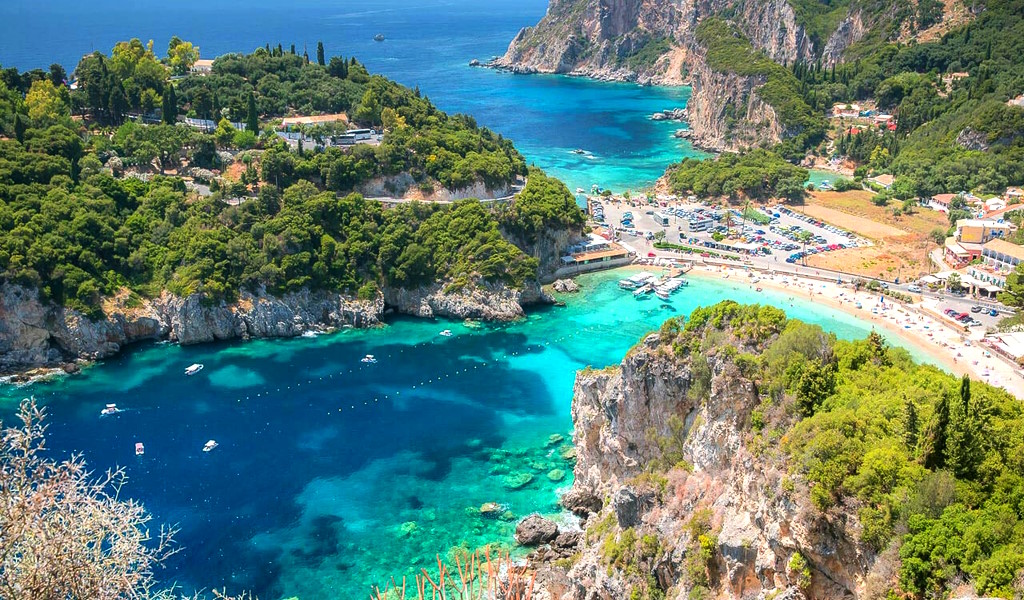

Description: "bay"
0 269 933 599
0 0 704 192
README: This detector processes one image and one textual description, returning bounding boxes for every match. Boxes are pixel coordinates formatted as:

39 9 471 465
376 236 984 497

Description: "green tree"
161 83 177 125
166 36 200 75
25 79 70 123
997 263 1024 307
946 376 980 479
246 91 258 134
317 41 325 66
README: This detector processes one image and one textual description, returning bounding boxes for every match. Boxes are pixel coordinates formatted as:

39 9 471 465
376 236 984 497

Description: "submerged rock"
560 446 577 462
547 433 565 446
514 514 559 546
503 472 535 490
480 502 505 518
547 468 566 482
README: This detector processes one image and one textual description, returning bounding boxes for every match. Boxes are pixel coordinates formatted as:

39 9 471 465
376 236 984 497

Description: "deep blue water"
0 270 936 599
0 0 704 192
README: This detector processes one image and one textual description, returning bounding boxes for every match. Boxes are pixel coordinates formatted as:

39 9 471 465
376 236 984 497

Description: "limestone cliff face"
495 0 825 150
535 331 873 600
683 47 786 151
0 276 554 376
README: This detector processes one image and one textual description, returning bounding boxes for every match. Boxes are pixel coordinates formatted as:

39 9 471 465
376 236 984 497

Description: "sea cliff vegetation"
651 301 1024 598
0 40 584 315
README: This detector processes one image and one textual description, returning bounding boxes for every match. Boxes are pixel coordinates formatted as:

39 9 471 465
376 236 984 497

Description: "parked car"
971 306 983 313
908 285 922 293
989 308 1000 317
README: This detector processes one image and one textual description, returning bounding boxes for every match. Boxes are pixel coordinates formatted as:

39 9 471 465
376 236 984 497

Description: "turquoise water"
0 269 935 599
0 0 704 192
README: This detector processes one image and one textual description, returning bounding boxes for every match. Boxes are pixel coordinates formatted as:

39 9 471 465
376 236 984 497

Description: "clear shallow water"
0 0 705 192
0 269 935 599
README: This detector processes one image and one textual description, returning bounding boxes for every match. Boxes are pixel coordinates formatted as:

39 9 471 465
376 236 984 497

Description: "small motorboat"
203 440 218 452
361 354 377 364
100 403 121 416
373 33 385 41
439 329 453 337
572 148 586 155
135 442 145 456
185 363 204 376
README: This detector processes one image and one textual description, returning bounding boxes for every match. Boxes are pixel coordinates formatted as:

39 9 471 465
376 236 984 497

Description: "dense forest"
661 301 1024 599
0 40 584 315
665 149 809 203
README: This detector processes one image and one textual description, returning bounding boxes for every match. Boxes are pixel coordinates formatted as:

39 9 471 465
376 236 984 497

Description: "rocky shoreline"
513 323 871 599
0 280 554 382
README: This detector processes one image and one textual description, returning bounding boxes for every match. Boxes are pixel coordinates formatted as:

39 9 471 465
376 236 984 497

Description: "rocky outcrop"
529 325 874 599
0 275 554 376
552 279 581 293
821 11 867 66
0 283 384 377
516 514 561 546
492 0 837 151
683 49 785 151
383 279 551 321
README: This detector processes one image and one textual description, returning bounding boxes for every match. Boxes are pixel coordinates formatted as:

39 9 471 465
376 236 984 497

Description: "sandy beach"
679 263 1024 399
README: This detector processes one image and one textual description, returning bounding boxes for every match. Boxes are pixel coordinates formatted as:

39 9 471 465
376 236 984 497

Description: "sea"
0 2 927 598
0 0 705 193
0 269 934 599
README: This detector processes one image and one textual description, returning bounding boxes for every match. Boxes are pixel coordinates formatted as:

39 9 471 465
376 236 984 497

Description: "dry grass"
798 190 947 280
371 547 536 600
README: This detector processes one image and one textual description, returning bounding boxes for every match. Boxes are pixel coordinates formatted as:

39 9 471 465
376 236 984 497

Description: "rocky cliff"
494 0 844 150
0 276 553 378
525 313 875 600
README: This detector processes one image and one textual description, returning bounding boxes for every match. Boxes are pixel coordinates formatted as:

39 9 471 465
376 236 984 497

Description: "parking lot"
588 198 868 262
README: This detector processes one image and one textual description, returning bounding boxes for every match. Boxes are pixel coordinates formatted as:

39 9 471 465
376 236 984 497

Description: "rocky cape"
492 0 870 151
0 278 553 379
521 324 877 599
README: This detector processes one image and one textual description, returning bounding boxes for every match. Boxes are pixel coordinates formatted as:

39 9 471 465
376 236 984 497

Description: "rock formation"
528 319 875 599
494 0 875 151
0 276 559 377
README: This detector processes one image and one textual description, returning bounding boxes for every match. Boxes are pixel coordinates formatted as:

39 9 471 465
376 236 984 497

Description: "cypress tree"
162 84 177 125
246 91 259 134
903 397 920 453
290 44 296 55
921 390 950 470
317 41 325 66
947 375 980 479
276 43 283 57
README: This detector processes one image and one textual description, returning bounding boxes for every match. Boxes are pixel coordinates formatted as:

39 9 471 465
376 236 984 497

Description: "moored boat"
361 354 377 364
618 271 655 289
185 363 204 376
135 442 145 456
439 329 453 337
100 403 121 416
203 440 218 452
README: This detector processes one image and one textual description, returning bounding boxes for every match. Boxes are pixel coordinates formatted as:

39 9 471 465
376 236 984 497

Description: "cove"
0 0 704 193
0 269 935 599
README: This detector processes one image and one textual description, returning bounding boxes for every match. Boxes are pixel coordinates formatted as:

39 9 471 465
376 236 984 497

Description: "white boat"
618 271 655 289
655 278 687 299
439 329 453 337
633 283 654 298
576 187 585 194
360 354 377 364
185 363 204 376
203 440 218 452
101 403 121 416
135 442 145 456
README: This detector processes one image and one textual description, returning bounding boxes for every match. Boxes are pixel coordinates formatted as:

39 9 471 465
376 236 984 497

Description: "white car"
908 285 922 293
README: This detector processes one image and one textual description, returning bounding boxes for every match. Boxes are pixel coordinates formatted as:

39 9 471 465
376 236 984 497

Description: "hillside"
0 41 587 375
524 301 1024 599
496 0 1024 184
